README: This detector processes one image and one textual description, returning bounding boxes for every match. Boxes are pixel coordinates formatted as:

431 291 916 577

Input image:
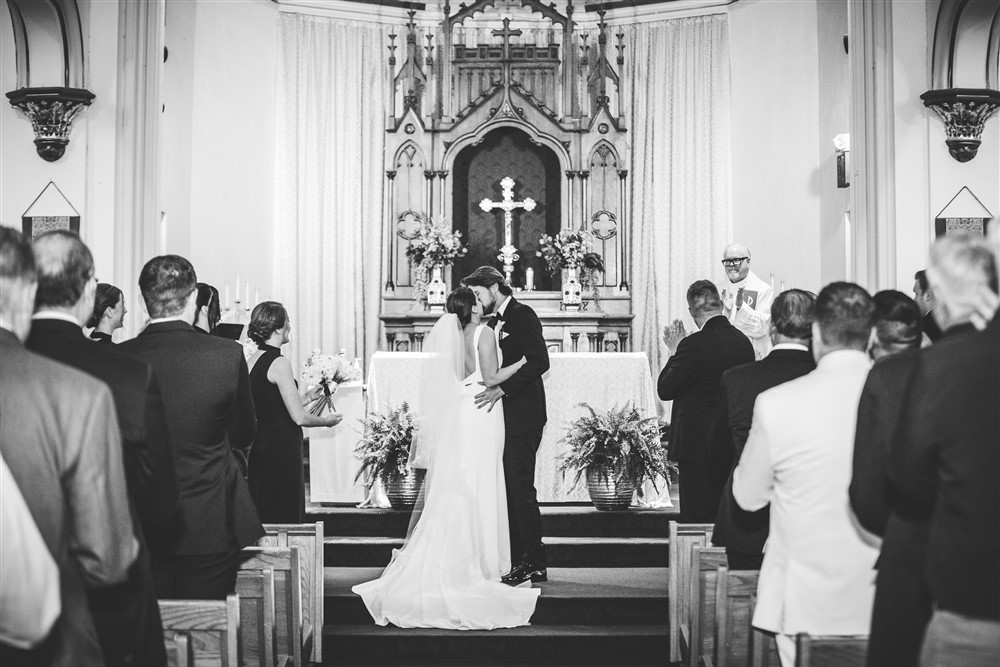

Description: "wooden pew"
236 569 277 667
159 595 241 667
682 545 727 667
240 547 302 667
709 566 779 667
262 522 324 663
668 522 714 662
795 633 868 667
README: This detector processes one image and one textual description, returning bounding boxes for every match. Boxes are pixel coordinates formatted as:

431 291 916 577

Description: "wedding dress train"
353 324 539 629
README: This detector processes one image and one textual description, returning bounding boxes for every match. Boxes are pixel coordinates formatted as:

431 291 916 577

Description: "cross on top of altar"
479 176 536 283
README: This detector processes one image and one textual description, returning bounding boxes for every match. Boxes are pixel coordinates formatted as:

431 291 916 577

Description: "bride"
352 287 540 629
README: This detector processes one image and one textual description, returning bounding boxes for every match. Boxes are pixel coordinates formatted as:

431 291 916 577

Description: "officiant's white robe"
717 270 773 360
733 350 879 638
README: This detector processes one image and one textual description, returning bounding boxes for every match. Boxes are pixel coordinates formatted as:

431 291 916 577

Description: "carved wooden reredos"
382 0 631 303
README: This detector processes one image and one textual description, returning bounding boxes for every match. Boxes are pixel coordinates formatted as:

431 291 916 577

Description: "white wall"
0 1 120 283
162 0 278 304
728 0 826 293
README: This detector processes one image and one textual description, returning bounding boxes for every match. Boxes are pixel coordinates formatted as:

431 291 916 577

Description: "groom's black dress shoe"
501 562 547 586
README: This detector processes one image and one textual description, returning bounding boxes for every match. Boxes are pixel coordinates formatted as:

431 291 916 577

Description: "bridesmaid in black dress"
193 283 222 334
87 283 126 343
246 302 342 523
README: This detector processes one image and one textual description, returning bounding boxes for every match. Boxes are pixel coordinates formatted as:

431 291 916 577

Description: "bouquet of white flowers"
301 349 361 415
241 338 259 363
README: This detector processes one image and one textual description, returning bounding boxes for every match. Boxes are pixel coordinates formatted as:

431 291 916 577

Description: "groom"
464 267 550 587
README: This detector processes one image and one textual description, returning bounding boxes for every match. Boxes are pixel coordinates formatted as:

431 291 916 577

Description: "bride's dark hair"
446 287 476 327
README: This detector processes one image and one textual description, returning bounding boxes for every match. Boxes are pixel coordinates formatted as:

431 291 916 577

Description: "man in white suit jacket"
733 282 880 667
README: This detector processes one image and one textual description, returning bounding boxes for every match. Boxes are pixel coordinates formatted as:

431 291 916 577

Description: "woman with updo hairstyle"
193 283 222 334
245 301 343 522
87 283 126 344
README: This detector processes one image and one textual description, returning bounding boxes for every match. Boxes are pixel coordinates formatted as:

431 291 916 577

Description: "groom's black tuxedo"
492 296 550 569
495 297 549 435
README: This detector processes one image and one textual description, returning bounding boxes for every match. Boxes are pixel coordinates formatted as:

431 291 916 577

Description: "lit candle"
770 273 775 291
235 273 241 302
525 267 534 291
245 281 251 310
224 282 230 309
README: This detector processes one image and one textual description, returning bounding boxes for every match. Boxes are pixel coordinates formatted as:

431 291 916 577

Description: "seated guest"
0 226 137 666
193 282 221 334
28 230 177 667
890 235 999 667
0 454 61 651
710 289 816 570
912 270 942 342
850 290 936 667
733 282 879 667
658 279 754 522
716 243 774 359
246 302 342 523
87 282 126 343
119 255 262 600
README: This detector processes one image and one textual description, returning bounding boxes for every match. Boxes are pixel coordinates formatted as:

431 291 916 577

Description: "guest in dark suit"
87 282 125 344
27 231 178 667
848 289 946 667
658 279 754 523
890 236 999 667
119 255 263 601
464 266 550 586
0 227 137 667
912 270 942 342
710 289 816 569
193 282 221 334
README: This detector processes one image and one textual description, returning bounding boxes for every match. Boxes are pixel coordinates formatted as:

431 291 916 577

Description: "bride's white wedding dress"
352 323 539 629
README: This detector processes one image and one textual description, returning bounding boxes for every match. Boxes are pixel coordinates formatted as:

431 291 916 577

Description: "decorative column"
436 170 449 220
384 170 397 291
115 0 165 339
424 170 436 218
617 169 629 291
563 0 575 118
578 170 590 231
564 170 577 229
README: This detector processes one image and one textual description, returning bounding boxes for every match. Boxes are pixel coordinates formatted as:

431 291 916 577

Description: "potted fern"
354 402 424 511
558 403 671 511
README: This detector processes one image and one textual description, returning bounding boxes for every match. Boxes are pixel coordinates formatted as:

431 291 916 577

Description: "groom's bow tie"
488 313 504 329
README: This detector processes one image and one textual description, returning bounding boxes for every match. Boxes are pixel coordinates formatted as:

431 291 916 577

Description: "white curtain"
275 14 388 371
624 15 733 378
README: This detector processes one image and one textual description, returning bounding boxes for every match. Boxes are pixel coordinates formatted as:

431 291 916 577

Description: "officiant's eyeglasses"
721 257 749 267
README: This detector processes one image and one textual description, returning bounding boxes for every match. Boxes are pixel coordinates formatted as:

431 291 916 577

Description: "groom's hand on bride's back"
474 385 505 412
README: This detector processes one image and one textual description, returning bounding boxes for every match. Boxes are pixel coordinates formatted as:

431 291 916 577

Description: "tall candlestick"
235 274 241 302
245 281 250 310
254 289 260 308
525 267 534 291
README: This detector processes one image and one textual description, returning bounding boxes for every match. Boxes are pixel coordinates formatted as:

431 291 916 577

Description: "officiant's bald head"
722 243 752 283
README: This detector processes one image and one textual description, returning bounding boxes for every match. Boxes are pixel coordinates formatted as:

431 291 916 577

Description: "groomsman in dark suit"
119 255 262 600
848 289 947 667
464 267 550 586
0 227 137 667
27 230 177 666
710 289 816 569
659 279 754 523
889 236 999 667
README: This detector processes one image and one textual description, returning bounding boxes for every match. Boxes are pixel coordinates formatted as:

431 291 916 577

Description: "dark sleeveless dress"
247 344 305 523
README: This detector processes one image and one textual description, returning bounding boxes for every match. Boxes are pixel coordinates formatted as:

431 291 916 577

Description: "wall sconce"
834 133 850 188
4 0 94 162
921 1 1000 163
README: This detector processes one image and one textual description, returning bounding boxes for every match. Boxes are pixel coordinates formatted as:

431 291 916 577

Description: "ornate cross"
492 17 522 89
479 176 536 284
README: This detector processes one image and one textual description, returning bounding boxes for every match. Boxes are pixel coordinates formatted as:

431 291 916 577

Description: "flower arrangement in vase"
354 402 423 510
536 229 605 310
405 215 468 310
558 403 673 511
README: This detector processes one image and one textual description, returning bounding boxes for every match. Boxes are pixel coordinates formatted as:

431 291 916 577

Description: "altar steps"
315 504 677 666
308 503 675 538
325 535 668 568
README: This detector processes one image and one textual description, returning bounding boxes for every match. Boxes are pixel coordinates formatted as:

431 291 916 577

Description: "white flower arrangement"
301 349 361 415
405 215 469 302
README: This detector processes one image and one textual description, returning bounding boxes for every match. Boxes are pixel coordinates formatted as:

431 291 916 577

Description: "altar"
308 351 662 504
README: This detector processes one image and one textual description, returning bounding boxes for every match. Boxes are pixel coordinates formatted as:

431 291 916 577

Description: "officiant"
716 243 775 360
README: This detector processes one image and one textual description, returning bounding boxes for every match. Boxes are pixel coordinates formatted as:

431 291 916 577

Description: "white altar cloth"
361 351 663 502
306 382 366 503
